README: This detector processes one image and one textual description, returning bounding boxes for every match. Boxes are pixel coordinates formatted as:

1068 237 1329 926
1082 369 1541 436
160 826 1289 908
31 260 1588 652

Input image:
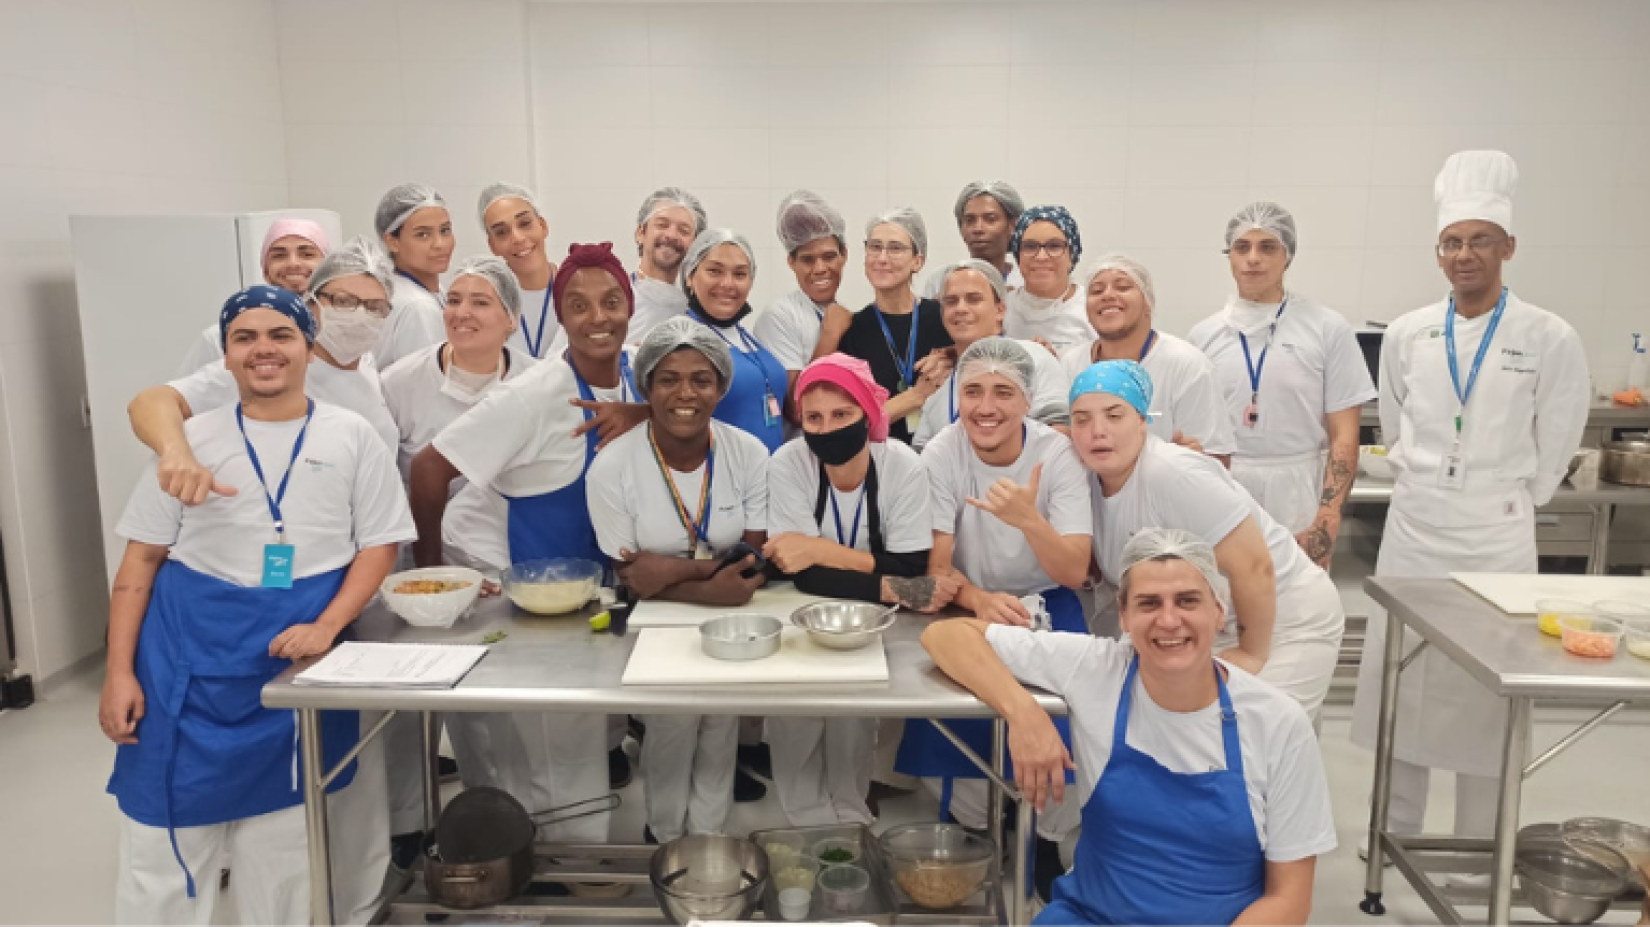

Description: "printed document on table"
294 642 489 689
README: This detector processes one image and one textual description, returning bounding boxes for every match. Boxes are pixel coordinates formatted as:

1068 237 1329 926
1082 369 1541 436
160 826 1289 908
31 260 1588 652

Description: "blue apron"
1037 657 1265 926
708 326 787 452
503 358 613 564
106 560 359 895
895 586 1083 814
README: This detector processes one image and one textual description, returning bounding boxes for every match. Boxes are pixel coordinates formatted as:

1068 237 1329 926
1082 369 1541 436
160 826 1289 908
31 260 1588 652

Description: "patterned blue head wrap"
1070 360 1153 417
1010 205 1082 265
219 285 316 348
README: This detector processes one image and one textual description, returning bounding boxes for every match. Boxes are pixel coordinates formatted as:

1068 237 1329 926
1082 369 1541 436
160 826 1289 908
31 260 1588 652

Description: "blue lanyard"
873 303 921 390
394 269 433 293
1139 329 1157 361
828 485 864 550
694 313 778 400
235 399 315 541
1445 287 1508 437
1237 299 1288 402
566 350 638 404
948 373 958 423
522 289 553 358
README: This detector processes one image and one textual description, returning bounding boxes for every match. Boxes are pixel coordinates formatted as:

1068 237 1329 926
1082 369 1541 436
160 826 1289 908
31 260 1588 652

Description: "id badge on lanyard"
238 401 315 588
1438 289 1507 492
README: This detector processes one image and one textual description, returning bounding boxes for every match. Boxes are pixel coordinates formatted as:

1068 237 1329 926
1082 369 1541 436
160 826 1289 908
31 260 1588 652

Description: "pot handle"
440 867 488 884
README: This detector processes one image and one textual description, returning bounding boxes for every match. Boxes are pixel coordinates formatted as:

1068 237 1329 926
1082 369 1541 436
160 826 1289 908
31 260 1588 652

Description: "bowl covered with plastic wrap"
501 558 602 615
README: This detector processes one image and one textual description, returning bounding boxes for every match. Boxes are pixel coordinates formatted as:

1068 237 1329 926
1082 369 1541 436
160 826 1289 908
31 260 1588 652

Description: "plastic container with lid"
817 863 870 915
1558 615 1624 659
1535 598 1593 638
1623 620 1650 662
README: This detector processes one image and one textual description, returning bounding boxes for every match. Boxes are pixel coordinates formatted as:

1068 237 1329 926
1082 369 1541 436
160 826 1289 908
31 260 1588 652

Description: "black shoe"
524 880 571 897
437 755 460 783
1034 836 1064 904
733 768 767 803
609 746 633 790
390 831 427 872
627 716 646 742
643 826 659 845
737 742 772 779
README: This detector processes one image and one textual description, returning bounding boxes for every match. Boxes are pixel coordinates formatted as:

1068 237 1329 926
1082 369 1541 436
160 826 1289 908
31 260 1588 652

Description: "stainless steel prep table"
1360 577 1650 925
264 593 1068 925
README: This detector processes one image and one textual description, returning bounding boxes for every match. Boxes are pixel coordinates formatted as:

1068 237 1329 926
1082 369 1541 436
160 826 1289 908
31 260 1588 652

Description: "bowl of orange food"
380 566 485 628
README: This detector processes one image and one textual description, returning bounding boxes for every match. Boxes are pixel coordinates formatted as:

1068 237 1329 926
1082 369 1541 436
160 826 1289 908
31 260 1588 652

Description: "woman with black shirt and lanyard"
816 207 954 444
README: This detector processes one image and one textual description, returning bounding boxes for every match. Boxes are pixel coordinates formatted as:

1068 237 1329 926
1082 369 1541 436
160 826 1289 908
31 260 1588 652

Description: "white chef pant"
872 719 917 789
1258 566 1346 725
383 710 432 835
116 806 309 926
922 779 1077 842
767 716 875 826
1384 758 1500 837
641 714 738 842
1232 451 1324 533
327 716 392 924
608 715 627 751
446 712 514 789
494 712 612 842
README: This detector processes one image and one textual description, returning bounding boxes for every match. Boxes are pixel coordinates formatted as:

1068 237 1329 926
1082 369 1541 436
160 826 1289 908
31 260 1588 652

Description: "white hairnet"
776 190 846 253
957 336 1033 399
448 255 523 317
636 186 708 236
937 258 1007 304
865 207 928 257
1080 252 1157 309
476 182 541 228
680 229 757 295
1224 201 1296 258
1118 527 1228 605
307 235 395 300
953 180 1025 227
375 183 447 238
633 315 734 397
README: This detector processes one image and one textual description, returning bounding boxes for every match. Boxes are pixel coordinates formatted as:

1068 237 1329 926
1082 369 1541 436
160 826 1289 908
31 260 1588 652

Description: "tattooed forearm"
1319 457 1355 507
1299 523 1335 563
886 575 939 611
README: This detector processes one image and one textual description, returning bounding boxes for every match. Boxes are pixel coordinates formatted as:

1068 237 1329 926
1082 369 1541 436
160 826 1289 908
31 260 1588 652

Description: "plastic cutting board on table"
1450 573 1650 616
626 585 831 627
621 627 889 685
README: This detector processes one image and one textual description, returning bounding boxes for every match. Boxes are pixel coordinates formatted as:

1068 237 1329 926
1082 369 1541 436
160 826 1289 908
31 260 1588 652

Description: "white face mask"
315 306 385 366
440 349 503 405
1223 294 1286 337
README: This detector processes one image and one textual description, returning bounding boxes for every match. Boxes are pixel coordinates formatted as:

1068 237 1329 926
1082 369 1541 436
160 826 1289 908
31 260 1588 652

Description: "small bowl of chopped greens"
811 837 860 867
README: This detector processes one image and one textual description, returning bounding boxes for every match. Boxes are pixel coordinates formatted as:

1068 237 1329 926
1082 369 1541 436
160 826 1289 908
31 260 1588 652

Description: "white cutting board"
628 585 831 628
1451 573 1650 616
621 627 888 685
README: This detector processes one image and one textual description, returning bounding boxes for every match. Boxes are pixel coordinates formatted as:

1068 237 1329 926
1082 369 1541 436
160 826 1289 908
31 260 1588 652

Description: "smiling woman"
478 182 561 359
680 229 790 451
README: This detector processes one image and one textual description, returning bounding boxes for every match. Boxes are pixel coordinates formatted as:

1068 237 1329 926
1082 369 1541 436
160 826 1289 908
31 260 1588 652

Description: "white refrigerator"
71 210 343 586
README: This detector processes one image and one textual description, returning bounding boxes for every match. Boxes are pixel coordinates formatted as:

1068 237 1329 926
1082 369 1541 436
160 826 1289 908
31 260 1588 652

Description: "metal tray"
751 824 897 925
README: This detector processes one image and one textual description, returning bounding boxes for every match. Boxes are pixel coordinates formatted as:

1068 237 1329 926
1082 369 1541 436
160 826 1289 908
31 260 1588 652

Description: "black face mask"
804 417 870 466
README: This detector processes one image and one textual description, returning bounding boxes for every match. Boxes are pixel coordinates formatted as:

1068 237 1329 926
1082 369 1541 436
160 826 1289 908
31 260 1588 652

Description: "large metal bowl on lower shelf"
1515 836 1630 925
650 834 768 924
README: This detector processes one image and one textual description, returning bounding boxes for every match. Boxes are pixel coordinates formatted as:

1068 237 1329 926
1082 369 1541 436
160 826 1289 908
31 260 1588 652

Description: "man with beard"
629 187 708 341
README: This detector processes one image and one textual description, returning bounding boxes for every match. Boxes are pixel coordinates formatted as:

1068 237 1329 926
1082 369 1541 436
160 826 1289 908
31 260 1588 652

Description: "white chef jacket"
170 357 400 453
1004 286 1095 355
628 273 689 343
1060 333 1238 456
753 289 827 372
375 283 446 370
508 286 567 360
117 402 416 587
1187 292 1376 459
924 418 1092 595
767 440 932 554
911 338 1071 449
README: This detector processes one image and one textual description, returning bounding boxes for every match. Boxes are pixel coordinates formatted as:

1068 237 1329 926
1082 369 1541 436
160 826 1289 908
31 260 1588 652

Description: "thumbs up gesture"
966 463 1043 531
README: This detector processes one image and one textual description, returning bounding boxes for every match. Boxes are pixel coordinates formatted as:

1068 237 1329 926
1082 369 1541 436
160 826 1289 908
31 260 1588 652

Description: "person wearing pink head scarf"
176 218 331 375
761 353 960 826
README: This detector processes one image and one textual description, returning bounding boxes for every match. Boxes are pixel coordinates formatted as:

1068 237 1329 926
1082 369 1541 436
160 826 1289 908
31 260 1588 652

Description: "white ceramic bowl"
380 566 485 628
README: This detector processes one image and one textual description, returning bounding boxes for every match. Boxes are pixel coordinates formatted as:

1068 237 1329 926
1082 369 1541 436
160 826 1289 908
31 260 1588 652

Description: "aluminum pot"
424 787 619 909
1600 440 1650 486
424 841 533 910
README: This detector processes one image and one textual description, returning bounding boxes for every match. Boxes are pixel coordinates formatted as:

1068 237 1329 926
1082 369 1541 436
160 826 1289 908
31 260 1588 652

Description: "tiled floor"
3 668 1646 924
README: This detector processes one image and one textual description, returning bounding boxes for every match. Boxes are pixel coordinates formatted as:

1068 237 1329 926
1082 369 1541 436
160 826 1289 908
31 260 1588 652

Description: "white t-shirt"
379 344 537 571
508 286 567 361
628 273 689 343
1060 333 1238 456
1187 293 1376 459
375 283 446 370
924 418 1092 595
984 626 1337 863
912 338 1071 450
177 324 223 377
117 402 417 587
754 289 826 372
1004 286 1095 355
588 420 769 560
431 355 605 499
767 439 931 554
170 357 400 453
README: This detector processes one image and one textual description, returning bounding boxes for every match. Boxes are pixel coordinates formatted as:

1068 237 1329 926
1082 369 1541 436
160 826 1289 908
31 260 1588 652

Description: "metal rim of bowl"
1515 840 1630 896
790 602 897 637
878 822 995 865
700 613 784 643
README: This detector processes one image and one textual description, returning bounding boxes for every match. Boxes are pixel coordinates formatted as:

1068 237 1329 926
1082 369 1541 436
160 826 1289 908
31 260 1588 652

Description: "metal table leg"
1361 608 1407 916
300 708 337 926
1488 698 1532 926
421 711 441 832
1587 502 1613 575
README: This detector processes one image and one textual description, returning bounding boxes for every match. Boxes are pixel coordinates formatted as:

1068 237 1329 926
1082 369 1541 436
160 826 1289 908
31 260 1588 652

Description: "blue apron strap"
163 673 197 898
939 775 955 823
1216 664 1244 776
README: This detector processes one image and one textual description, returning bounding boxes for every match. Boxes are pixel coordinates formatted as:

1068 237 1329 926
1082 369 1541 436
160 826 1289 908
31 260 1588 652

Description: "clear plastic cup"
1559 615 1624 659
1622 620 1650 662
818 863 870 915
1535 598 1592 638
811 836 861 867
773 854 821 894
761 833 807 871
778 887 811 922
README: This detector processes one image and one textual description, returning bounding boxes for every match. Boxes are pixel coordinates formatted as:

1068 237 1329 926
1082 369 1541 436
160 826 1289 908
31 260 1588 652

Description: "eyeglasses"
1019 239 1069 258
314 290 392 318
864 240 913 258
1226 239 1285 258
1436 235 1505 258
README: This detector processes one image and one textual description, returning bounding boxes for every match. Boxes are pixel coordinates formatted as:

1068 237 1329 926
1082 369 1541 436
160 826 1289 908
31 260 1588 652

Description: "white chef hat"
1435 150 1518 236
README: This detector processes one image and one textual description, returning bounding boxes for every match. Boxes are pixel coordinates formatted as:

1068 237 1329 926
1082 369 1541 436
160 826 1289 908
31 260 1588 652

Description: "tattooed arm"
99 541 169 744
1296 407 1361 569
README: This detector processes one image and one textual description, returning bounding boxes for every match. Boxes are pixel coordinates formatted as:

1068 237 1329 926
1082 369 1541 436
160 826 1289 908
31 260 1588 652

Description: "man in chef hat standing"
1350 151 1590 868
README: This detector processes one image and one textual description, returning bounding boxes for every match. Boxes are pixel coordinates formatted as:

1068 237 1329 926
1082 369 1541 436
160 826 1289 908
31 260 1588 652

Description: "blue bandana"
1070 359 1153 417
219 285 315 349
1011 205 1082 265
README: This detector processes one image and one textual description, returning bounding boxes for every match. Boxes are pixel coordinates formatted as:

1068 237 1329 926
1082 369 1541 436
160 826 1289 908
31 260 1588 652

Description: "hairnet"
448 255 522 317
375 183 447 238
553 242 633 321
952 180 1025 227
797 353 891 443
220 285 315 348
633 315 734 397
1224 201 1296 258
261 219 329 261
957 336 1034 399
307 235 395 302
680 229 757 295
1010 205 1083 264
865 207 928 257
776 190 846 253
1070 359 1153 417
636 186 708 236
1118 527 1227 605
476 182 541 228
937 258 1007 304
1079 252 1157 309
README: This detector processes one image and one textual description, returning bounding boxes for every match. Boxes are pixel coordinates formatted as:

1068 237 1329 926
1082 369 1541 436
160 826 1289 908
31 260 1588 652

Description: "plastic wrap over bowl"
502 558 602 615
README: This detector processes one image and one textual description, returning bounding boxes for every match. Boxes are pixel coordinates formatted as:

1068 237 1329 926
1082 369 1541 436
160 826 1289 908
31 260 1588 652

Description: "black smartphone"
715 541 768 579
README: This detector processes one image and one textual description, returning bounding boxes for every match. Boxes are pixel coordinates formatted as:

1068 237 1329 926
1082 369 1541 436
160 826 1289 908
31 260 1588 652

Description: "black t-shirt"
837 298 953 444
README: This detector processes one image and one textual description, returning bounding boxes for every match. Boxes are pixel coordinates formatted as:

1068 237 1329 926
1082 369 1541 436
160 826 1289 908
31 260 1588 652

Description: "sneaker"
1446 871 1492 890
1034 837 1064 904
733 768 767 803
1356 837 1395 867
390 831 427 872
737 742 772 780
627 716 647 742
643 826 659 845
568 865 632 899
437 755 460 783
609 746 633 790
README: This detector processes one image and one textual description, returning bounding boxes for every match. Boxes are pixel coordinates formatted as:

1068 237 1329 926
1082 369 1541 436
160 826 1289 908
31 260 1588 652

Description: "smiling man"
629 186 708 341
921 527 1334 926
756 191 849 417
